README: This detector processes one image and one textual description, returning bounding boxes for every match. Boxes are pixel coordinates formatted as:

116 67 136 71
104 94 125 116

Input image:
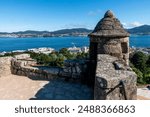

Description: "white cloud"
88 9 102 16
61 23 91 29
129 22 143 27
123 21 143 29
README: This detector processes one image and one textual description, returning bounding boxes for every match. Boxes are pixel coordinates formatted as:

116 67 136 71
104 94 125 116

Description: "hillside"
12 28 92 35
13 30 49 35
127 25 150 35
51 28 92 34
0 25 150 37
0 28 92 37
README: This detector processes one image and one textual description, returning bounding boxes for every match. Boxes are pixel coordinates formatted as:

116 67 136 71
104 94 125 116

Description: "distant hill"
13 30 49 35
11 26 150 35
1 28 92 37
0 32 9 34
0 26 150 37
51 28 92 34
127 25 150 35
11 28 92 35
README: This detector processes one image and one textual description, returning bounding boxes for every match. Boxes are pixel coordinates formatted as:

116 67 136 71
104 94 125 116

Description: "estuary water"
0 35 150 52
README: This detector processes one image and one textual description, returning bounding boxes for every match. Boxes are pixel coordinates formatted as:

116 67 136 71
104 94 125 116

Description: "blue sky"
0 0 149 32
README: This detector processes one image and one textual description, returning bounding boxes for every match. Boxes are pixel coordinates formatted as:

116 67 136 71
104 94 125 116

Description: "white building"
81 46 89 53
28 47 55 54
68 46 81 53
68 46 89 53
0 51 6 56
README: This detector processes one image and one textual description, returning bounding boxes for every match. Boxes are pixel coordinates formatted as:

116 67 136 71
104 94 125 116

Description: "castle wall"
11 58 87 81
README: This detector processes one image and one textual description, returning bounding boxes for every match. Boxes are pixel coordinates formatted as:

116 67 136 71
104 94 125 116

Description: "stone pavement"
1 74 150 100
0 75 93 100
0 75 49 100
137 88 150 100
30 79 93 100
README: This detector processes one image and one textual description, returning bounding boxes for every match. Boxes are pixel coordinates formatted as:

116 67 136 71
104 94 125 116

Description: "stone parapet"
11 58 87 80
11 59 58 80
94 54 137 100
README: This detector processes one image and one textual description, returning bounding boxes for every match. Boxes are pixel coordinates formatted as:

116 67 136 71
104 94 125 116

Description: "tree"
132 67 145 84
28 52 39 60
130 52 150 84
48 53 58 66
131 52 148 72
36 54 51 65
55 54 66 67
143 67 150 84
76 52 89 59
59 48 75 59
146 55 150 67
59 48 69 55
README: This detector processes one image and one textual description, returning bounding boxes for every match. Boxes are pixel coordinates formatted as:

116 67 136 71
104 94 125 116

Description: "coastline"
0 46 150 57
0 34 150 38
0 46 89 56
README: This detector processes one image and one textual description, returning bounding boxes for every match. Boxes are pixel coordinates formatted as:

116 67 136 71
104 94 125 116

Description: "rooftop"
89 10 130 37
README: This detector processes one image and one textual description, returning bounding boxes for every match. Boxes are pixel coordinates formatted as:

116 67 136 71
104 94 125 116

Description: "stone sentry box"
89 10 129 65
88 10 137 100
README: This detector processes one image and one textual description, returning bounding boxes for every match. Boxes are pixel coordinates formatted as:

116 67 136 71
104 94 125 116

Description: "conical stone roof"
89 10 129 37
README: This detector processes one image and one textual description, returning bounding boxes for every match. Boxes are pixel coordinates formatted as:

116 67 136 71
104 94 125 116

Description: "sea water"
0 35 150 52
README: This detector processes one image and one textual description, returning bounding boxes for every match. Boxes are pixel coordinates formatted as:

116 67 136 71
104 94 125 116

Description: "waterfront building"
28 47 55 54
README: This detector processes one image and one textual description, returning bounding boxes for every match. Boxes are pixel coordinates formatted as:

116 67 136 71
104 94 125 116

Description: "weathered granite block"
94 55 137 100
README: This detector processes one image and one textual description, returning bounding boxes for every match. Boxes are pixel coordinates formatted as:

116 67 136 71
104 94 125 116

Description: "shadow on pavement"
30 78 93 100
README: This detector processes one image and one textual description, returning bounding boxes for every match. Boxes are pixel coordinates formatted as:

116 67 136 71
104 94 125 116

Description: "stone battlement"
10 54 87 81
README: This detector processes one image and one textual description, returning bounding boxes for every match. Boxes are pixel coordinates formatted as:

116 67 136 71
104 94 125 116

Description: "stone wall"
0 57 12 77
90 37 129 65
62 60 88 79
14 54 31 60
11 58 58 80
94 54 137 100
11 57 87 80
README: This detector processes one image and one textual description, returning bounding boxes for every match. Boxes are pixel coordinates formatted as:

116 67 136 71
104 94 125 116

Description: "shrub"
132 67 145 84
28 48 89 67
130 51 150 84
130 51 148 72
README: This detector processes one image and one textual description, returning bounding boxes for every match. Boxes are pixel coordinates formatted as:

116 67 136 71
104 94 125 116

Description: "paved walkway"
30 79 93 100
0 75 49 100
0 75 93 100
1 75 150 100
137 88 150 100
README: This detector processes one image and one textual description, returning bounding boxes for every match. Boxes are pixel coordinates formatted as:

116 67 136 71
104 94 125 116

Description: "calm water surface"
0 36 150 52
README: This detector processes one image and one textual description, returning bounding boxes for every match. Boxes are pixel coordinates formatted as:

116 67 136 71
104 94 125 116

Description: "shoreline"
131 47 150 54
0 35 88 38
0 46 89 56
0 34 150 38
0 46 150 55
